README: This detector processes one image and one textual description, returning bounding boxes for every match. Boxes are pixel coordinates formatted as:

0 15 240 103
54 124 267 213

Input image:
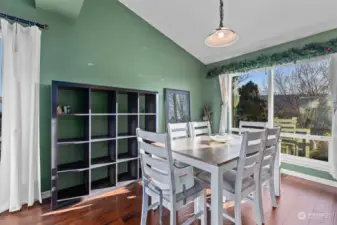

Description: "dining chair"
260 127 281 209
167 122 196 170
239 121 267 135
167 122 189 141
137 128 207 225
198 130 267 225
189 121 211 137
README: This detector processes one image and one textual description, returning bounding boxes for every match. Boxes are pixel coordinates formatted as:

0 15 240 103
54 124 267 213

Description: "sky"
235 65 295 95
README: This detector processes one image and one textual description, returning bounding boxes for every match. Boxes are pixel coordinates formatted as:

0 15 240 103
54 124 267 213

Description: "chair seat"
197 170 255 193
146 178 204 203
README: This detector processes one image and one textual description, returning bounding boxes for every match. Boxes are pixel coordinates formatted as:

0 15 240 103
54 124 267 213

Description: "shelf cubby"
91 115 116 142
118 159 138 183
117 91 138 114
118 115 138 137
139 114 156 132
57 170 89 201
57 144 89 172
91 89 116 115
91 165 116 190
117 138 138 161
91 141 116 168
52 81 157 210
57 86 89 115
57 116 89 144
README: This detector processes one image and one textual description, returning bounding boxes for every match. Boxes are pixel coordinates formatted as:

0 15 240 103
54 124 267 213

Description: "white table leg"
211 167 223 225
274 142 281 196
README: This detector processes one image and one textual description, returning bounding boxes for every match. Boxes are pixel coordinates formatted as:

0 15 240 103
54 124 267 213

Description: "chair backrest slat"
142 153 169 172
245 152 259 166
261 156 273 167
143 165 170 190
194 128 210 136
139 141 168 159
263 146 275 158
170 130 188 139
189 121 211 137
138 129 167 143
246 142 262 155
247 131 265 141
239 121 267 135
266 136 278 147
167 123 189 140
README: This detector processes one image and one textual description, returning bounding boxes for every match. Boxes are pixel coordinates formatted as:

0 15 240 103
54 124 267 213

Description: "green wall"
281 163 336 181
0 0 206 192
202 29 337 180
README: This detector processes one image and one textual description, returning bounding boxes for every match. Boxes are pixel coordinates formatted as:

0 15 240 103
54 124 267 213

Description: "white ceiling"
120 0 337 64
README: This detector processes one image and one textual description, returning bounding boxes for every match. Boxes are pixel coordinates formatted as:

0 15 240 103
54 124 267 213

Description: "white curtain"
0 19 41 213
329 54 337 179
219 74 230 134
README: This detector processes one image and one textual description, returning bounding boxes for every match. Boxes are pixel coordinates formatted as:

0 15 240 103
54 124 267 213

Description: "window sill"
281 153 330 172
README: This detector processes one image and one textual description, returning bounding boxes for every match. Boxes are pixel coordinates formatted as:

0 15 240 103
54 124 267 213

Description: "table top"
170 135 242 167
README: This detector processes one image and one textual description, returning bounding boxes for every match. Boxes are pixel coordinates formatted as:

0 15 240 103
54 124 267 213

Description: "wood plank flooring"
0 174 336 225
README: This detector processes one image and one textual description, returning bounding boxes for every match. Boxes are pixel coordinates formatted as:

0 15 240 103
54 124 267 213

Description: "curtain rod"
0 12 49 30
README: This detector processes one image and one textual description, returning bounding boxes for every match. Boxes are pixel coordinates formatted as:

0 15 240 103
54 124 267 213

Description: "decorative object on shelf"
202 104 213 124
61 105 72 114
57 104 63 115
206 38 337 78
164 88 191 124
205 0 238 47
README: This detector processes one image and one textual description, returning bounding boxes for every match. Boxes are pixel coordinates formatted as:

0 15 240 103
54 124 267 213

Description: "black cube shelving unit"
51 81 158 210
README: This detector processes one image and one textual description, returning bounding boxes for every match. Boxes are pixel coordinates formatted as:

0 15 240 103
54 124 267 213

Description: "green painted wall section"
0 0 206 192
35 0 84 19
281 163 336 182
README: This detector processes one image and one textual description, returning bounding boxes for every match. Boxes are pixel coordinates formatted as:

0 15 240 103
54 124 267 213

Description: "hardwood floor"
0 174 336 225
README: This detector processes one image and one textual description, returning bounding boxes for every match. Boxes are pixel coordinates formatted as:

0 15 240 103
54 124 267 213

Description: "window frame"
228 55 332 172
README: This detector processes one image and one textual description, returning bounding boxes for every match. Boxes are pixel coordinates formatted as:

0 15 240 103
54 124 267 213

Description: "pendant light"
205 0 238 47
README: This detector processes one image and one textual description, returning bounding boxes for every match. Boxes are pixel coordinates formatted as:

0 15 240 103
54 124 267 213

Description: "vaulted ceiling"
34 0 337 64
120 0 337 64
35 0 84 19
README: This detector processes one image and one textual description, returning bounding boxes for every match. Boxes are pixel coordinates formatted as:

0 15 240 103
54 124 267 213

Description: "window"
230 57 332 163
232 69 268 128
273 59 331 161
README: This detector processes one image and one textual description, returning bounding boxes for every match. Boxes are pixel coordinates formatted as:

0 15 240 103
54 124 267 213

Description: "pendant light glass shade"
205 27 238 47
205 0 238 47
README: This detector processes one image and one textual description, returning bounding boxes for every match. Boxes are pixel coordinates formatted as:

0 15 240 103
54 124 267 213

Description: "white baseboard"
41 190 51 200
281 168 337 188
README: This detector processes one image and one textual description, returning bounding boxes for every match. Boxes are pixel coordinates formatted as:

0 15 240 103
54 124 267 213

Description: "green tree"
235 81 267 125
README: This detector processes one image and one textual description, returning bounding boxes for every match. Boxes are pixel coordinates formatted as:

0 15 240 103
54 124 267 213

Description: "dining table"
169 134 281 225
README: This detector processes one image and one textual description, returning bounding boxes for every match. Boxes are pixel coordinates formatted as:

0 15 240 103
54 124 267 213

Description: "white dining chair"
260 127 281 209
137 128 207 225
198 130 267 225
189 121 211 137
239 121 267 135
167 122 189 141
